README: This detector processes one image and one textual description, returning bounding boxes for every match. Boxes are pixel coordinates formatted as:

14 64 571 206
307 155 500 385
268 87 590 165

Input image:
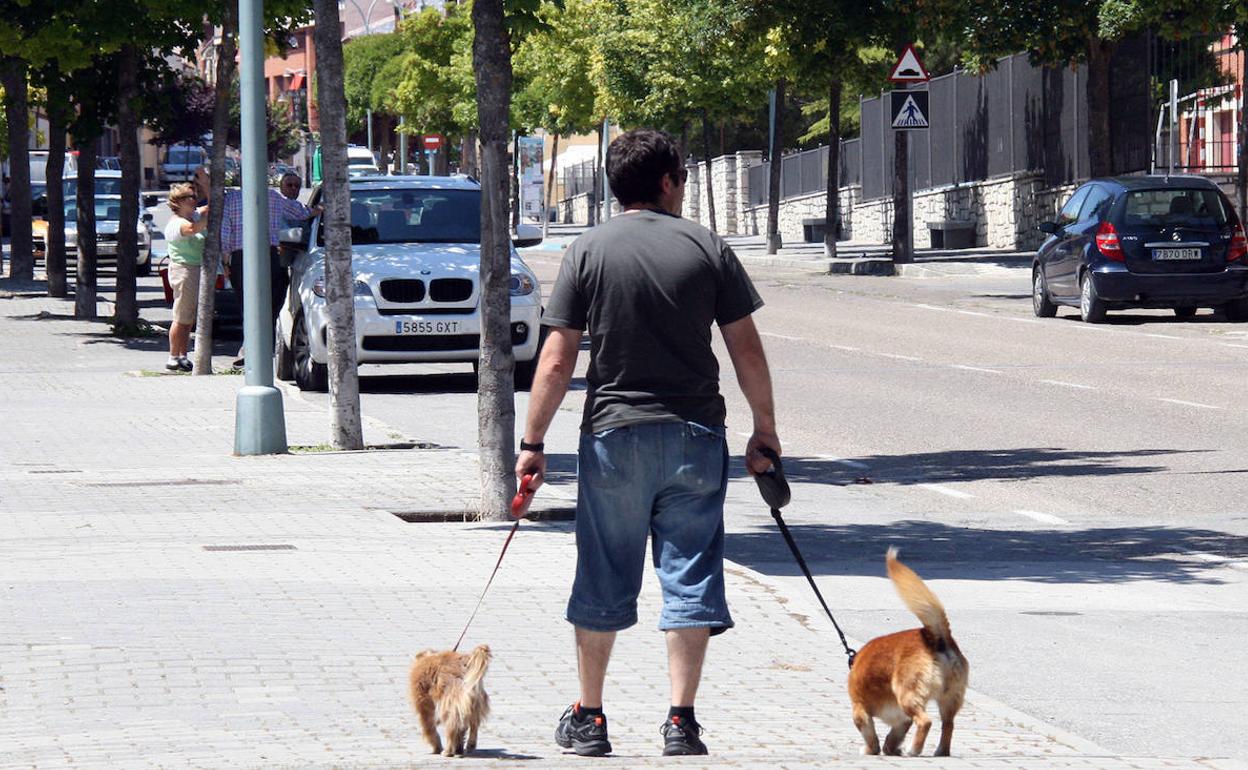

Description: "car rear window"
318 188 481 246
1123 189 1229 228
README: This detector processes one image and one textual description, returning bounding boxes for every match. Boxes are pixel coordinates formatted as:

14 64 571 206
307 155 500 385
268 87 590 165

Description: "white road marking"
913 303 949 312
1220 343 1248 350
952 364 1004 374
1143 333 1183 340
1186 552 1248 571
1039 379 1097 390
1155 398 1223 410
814 454 870 470
828 344 860 352
877 352 923 361
956 309 994 318
761 332 806 342
1014 510 1071 525
918 483 974 499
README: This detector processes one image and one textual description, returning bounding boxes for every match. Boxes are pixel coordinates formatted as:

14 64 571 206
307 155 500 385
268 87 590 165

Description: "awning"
289 73 304 92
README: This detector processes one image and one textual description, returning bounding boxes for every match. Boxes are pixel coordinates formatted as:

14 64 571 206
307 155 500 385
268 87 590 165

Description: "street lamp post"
234 0 288 455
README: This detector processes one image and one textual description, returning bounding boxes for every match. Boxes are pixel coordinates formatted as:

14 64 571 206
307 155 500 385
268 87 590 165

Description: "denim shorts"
566 420 733 634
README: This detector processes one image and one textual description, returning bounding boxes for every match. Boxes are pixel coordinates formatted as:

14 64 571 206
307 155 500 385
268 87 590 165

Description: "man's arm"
720 313 780 474
514 326 581 490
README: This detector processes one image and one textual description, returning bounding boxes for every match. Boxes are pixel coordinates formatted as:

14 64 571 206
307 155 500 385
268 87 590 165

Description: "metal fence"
746 140 863 206
1151 31 1244 173
562 158 596 198
747 37 1153 204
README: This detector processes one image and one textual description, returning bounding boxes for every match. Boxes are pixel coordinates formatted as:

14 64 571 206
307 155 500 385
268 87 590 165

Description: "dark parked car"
1033 176 1248 322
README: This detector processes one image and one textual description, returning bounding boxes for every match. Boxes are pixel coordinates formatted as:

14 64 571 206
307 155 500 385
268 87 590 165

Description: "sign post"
888 44 930 264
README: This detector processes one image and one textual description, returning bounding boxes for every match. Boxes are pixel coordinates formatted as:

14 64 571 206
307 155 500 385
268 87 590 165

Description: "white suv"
275 175 544 391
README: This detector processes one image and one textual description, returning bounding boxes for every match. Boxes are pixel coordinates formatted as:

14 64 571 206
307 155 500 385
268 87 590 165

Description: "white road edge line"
952 364 1004 374
1014 510 1071 525
814 454 870 470
918 483 975 500
877 352 923 361
1220 343 1248 350
1143 333 1183 340
760 332 806 342
1039 379 1097 390
1155 398 1223 410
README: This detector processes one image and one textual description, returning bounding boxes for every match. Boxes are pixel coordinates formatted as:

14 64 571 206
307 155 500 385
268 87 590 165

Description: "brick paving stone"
0 289 1235 770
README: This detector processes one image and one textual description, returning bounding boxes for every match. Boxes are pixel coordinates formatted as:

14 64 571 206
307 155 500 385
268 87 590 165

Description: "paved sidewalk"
0 285 1238 770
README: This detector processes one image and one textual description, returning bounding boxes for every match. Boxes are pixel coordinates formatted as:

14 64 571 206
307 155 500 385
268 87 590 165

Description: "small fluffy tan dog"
408 645 491 757
847 548 968 757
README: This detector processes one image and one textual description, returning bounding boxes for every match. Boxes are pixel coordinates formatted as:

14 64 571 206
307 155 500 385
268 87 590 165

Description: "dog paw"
861 746 880 756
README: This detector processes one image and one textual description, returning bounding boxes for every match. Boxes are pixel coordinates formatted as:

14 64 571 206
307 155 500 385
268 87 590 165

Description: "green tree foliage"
512 0 597 136
342 31 406 133
391 5 477 137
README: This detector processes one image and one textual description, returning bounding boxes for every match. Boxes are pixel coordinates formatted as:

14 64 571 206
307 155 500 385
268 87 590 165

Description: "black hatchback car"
1033 176 1248 322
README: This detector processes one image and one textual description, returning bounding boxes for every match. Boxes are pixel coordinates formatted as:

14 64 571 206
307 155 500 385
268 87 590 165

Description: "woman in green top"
164 183 208 371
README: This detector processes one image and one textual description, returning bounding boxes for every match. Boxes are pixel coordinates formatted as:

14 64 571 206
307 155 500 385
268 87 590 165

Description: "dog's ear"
415 649 436 659
474 644 492 657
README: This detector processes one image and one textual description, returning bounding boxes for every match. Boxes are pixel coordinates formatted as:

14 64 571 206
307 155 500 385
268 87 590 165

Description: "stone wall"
739 186 860 244
685 155 738 233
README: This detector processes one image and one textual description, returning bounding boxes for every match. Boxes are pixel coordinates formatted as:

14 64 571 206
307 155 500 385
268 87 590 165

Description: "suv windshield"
1123 188 1229 228
64 178 124 197
168 148 203 165
65 199 125 222
322 188 481 245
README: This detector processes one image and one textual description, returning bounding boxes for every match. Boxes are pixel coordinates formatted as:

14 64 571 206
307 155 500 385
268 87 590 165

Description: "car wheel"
1224 298 1248 322
1173 306 1197 319
292 313 328 392
1079 271 1107 323
1033 268 1058 318
274 319 296 381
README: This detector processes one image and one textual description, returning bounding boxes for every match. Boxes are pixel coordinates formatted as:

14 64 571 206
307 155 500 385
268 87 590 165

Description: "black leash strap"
754 447 857 669
453 517 521 652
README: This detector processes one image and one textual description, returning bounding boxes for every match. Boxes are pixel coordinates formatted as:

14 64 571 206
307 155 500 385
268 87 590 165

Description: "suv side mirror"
279 226 305 247
141 212 154 224
1037 221 1059 235
512 222 543 248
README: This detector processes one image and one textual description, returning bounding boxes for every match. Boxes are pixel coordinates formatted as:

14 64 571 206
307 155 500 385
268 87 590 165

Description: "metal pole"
398 116 407 174
1169 78 1178 178
366 108 373 153
767 88 777 163
234 0 287 455
601 118 611 221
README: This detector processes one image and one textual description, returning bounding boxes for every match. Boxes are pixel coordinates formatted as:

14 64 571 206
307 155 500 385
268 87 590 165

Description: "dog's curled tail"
885 547 952 645
464 644 492 689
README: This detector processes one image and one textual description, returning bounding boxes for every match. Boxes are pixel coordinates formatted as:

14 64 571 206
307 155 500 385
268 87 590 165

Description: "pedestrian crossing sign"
891 91 929 130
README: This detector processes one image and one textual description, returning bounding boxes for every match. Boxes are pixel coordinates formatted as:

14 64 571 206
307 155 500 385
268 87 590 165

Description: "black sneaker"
555 704 612 757
178 357 193 372
661 715 707 756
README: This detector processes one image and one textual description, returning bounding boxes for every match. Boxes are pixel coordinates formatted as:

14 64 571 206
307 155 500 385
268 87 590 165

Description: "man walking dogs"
515 129 780 757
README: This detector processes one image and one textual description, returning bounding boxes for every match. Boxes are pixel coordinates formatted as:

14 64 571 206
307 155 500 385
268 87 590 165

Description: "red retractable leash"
452 474 535 652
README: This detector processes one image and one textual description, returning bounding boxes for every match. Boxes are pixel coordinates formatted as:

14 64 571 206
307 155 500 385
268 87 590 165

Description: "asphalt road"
276 245 1247 758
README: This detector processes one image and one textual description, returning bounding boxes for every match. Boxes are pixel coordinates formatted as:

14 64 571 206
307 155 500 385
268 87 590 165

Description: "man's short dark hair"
607 129 683 206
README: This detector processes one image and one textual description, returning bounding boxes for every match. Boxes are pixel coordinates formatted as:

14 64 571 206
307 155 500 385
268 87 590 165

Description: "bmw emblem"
1172 231 1181 241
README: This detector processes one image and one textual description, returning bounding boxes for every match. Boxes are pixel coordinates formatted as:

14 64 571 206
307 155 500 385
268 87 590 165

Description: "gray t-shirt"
543 209 763 433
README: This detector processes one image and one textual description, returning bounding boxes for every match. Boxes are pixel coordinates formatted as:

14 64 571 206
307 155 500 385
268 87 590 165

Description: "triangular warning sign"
892 94 929 128
889 45 930 83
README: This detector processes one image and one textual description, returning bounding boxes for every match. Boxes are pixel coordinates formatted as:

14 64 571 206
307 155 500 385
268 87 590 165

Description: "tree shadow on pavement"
723 518 1248 585
730 447 1211 488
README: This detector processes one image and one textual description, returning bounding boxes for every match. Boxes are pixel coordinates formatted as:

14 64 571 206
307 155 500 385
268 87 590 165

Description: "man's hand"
515 450 546 493
745 430 781 475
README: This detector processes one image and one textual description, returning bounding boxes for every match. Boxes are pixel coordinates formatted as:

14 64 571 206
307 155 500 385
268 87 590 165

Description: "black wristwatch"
520 439 545 452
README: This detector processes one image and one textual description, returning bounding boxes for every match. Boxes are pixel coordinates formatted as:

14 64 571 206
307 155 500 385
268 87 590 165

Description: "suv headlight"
312 277 372 299
509 272 535 296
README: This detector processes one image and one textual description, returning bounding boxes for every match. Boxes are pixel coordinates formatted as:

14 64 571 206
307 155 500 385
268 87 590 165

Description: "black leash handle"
753 447 857 669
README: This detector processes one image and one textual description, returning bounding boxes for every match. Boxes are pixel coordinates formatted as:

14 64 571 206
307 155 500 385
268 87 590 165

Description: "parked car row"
1033 175 1248 323
32 170 155 276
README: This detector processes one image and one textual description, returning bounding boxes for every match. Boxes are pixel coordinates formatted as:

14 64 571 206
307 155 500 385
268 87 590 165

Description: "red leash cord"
452 475 535 652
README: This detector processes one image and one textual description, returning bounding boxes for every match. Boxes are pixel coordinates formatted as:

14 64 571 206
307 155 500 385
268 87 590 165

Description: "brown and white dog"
408 645 491 757
847 548 968 757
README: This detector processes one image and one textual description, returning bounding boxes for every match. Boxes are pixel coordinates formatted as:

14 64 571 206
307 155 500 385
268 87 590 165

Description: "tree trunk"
2 57 33 280
435 142 449 175
194 5 237 375
114 44 141 328
679 121 689 166
825 78 843 258
46 99 68 297
1085 36 1116 179
74 143 97 318
701 108 717 233
472 0 517 520
765 79 785 254
591 121 602 226
543 132 558 238
462 130 479 177
892 124 912 263
314 0 364 450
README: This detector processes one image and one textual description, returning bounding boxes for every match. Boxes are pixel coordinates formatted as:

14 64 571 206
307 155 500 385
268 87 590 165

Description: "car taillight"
1096 221 1124 261
1229 225 1247 262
